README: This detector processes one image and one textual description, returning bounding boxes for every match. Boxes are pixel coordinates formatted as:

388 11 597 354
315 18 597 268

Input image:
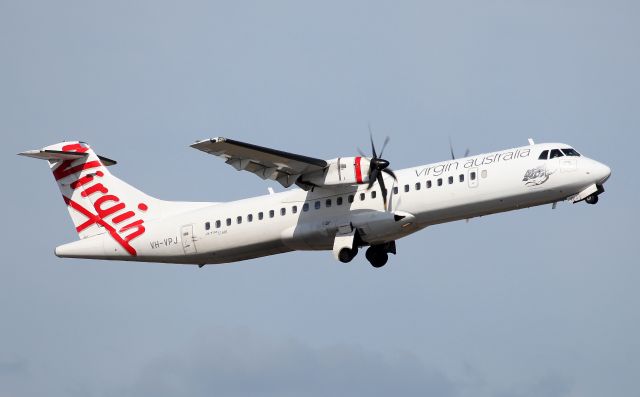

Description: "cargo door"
181 224 197 255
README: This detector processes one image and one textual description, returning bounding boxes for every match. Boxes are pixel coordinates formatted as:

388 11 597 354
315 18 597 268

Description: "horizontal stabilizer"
18 149 117 166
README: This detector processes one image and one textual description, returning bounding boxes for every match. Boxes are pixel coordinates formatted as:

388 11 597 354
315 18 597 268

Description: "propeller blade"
357 147 367 157
358 129 395 210
370 133 377 159
367 168 379 190
377 172 388 208
382 168 397 180
379 136 390 158
449 137 456 160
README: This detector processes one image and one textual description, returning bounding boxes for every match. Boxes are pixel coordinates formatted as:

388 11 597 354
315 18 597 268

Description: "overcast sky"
1 1 638 396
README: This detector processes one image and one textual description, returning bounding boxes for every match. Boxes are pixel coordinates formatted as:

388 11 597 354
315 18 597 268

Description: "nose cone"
594 161 612 184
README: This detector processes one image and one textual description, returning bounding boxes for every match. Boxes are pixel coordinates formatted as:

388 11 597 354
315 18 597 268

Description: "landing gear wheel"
366 247 388 268
585 194 599 205
338 247 358 263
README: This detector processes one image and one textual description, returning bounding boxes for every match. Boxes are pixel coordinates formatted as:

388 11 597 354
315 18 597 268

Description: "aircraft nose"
594 161 611 184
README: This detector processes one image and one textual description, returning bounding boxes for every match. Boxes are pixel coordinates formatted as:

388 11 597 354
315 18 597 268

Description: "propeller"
363 130 397 209
448 137 470 160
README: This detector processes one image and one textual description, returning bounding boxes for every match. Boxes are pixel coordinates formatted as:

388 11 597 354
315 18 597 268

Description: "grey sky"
1 1 638 396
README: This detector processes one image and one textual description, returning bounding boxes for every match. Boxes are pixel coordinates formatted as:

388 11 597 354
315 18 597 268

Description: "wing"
191 137 328 188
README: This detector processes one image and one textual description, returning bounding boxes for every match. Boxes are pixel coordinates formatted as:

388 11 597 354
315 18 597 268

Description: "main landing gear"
366 246 388 268
365 241 397 268
335 238 397 268
337 247 358 263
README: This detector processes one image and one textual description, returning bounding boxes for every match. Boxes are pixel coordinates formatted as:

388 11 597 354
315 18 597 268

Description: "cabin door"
181 224 197 255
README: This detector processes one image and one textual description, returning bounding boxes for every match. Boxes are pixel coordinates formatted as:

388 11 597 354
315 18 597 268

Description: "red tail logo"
55 144 147 256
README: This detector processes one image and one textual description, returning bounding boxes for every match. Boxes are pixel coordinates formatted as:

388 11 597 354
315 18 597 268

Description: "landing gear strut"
585 194 599 205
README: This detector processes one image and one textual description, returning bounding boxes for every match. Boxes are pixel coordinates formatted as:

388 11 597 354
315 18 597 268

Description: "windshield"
561 148 581 157
549 149 564 159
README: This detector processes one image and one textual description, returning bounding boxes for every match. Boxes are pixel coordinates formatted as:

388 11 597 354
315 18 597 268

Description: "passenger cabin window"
360 192 365 201
348 195 354 203
258 212 264 220
226 218 232 226
393 186 398 194
280 208 286 216
248 214 253 222
292 205 298 214
215 220 221 228
561 148 581 157
459 174 464 182
437 178 443 186
426 180 432 188
538 150 549 160
326 199 332 207
470 172 476 181
337 197 343 206
205 222 210 230
303 203 309 212
237 216 242 224
315 201 321 209
448 176 454 184
371 191 376 199
549 149 564 159
404 184 410 192
269 210 275 218
415 182 421 191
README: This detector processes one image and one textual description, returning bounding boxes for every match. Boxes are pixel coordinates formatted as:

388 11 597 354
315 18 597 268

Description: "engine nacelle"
300 157 371 187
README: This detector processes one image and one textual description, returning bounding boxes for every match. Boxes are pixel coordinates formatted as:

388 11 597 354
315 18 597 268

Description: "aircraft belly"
412 186 573 226
203 241 292 264
188 222 291 264
281 223 334 250
282 211 419 250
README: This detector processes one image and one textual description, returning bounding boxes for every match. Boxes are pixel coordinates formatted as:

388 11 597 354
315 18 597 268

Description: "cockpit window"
549 149 564 159
538 150 549 160
561 148 581 157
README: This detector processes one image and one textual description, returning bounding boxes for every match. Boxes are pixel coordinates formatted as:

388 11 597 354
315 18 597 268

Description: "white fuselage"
54 143 611 265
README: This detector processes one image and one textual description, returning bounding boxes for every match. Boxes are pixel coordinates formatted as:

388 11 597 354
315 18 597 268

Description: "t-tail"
20 141 175 259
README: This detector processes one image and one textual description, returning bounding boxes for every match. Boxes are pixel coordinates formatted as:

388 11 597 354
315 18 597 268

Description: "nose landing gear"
585 194 599 205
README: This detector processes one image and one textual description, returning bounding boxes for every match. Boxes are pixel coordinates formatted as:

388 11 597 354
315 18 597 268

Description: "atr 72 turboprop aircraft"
20 137 610 268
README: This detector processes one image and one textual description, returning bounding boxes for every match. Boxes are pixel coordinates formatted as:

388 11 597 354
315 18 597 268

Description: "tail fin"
19 141 156 254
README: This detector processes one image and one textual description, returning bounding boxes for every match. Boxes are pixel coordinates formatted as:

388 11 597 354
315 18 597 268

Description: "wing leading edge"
191 137 328 188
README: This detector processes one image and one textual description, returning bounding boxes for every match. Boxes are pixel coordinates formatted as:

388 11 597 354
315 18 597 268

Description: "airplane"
19 136 611 268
